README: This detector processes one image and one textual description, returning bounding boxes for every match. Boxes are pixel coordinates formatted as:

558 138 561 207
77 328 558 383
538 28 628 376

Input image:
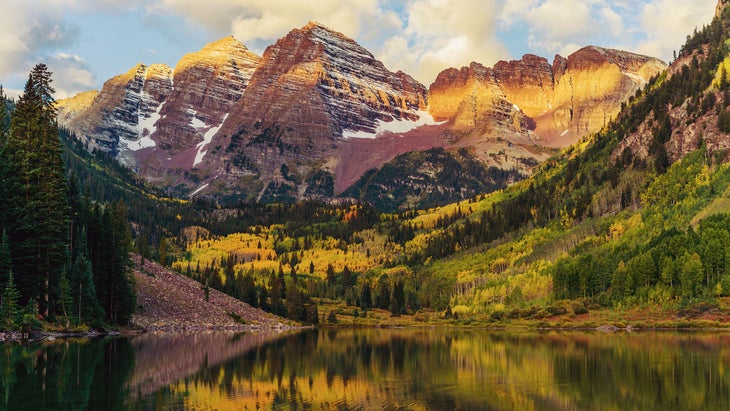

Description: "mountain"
56 22 664 207
157 0 730 326
211 21 431 200
51 0 730 328
349 49 664 210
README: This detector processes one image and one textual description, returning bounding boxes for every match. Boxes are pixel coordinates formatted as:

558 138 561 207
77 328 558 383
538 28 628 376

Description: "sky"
0 0 718 100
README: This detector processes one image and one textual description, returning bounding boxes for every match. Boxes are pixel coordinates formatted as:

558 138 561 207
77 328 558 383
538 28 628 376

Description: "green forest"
3 7 730 331
0 65 135 332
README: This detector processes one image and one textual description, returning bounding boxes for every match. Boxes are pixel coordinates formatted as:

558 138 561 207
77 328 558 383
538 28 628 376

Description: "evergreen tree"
158 237 168 266
391 279 405 314
258 283 270 311
0 272 20 330
70 229 104 326
375 275 391 310
0 230 11 286
286 286 305 321
57 270 73 328
359 281 372 309
242 273 258 307
1 64 69 317
106 201 135 325
0 85 7 138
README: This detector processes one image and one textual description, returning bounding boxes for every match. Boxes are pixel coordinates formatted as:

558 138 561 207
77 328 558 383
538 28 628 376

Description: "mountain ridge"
56 21 665 207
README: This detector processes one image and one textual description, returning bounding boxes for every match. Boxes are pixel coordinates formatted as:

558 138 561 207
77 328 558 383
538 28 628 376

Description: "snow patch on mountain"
193 114 228 167
343 110 445 139
125 101 163 151
189 110 206 130
190 183 210 197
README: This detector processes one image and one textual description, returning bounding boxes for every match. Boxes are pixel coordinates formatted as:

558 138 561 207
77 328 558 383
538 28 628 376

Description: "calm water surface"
1 329 730 410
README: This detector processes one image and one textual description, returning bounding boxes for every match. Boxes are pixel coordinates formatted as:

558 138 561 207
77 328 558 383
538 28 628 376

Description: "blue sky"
0 0 717 100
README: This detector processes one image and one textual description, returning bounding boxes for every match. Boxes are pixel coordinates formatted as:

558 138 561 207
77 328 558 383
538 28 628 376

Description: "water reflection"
2 330 730 410
0 337 134 410
128 330 289 398
134 329 730 410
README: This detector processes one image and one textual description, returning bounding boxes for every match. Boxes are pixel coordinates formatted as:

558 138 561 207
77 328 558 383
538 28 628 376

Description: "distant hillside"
342 147 526 211
131 255 288 330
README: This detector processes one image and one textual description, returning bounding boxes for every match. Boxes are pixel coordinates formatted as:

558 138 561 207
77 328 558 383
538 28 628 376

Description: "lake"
1 328 729 410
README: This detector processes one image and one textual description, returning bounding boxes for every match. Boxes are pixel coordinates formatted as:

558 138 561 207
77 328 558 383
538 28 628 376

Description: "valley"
2 0 730 334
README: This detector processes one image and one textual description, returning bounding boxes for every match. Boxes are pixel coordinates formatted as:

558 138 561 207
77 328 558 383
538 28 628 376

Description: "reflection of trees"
0 338 133 410
547 333 730 411
8 331 728 410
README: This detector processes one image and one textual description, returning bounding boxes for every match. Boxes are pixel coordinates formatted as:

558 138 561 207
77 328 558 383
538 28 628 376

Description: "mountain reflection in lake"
2 329 730 410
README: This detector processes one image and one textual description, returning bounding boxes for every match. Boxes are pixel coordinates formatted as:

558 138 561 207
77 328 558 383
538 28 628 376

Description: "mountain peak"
299 21 356 45
175 36 260 73
202 36 249 52
303 20 332 31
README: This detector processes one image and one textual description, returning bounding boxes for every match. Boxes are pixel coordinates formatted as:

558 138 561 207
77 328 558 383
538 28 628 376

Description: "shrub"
489 310 505 321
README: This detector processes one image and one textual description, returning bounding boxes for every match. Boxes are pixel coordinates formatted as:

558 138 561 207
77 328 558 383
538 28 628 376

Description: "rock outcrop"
58 63 174 166
430 47 667 148
219 22 427 142
153 37 261 157
429 62 529 134
207 22 432 198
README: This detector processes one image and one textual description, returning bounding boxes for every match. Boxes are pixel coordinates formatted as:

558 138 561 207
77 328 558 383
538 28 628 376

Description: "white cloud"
397 0 509 84
0 1 81 93
150 0 401 54
0 0 721 99
148 0 508 84
48 53 97 99
498 0 538 29
600 7 624 37
638 0 716 61
497 0 717 62
0 0 143 97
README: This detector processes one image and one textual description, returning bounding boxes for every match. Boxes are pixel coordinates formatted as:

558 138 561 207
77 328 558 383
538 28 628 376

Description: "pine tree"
106 201 135 325
0 85 7 138
375 275 391 310
1 64 70 317
0 272 20 330
0 230 11 286
69 229 104 326
158 237 168 266
57 270 73 328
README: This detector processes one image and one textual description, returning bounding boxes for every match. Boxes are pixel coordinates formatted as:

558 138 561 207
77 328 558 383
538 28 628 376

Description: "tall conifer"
0 231 11 286
2 64 70 316
70 228 104 326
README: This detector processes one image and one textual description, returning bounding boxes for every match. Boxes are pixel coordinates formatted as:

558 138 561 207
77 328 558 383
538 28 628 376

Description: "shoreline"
0 322 311 342
3 321 730 342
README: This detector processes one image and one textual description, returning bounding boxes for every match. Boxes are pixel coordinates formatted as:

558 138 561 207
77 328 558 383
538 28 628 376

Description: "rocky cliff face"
152 37 261 157
58 63 173 166
218 22 427 143
57 21 665 204
206 22 431 198
57 37 263 190
430 47 667 148
429 62 529 134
